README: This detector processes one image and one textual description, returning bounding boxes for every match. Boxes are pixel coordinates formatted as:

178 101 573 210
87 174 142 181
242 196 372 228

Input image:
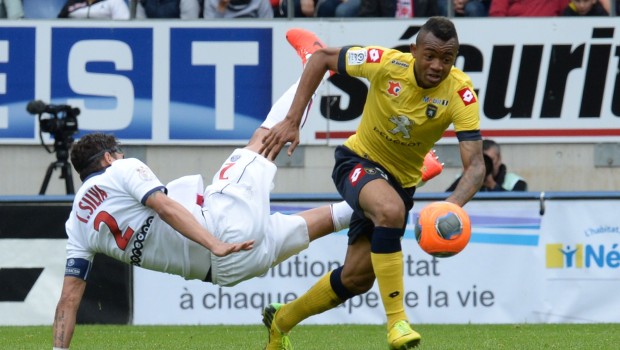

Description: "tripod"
39 137 75 195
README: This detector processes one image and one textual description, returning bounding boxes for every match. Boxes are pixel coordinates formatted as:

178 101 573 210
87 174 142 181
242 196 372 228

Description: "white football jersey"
65 158 210 281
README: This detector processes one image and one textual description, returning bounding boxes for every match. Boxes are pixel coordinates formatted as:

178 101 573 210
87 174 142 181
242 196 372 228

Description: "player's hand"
259 118 301 161
210 239 254 257
422 149 444 182
483 173 498 190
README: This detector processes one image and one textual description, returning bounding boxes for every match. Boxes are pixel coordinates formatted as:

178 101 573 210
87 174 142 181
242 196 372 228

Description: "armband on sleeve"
65 258 92 280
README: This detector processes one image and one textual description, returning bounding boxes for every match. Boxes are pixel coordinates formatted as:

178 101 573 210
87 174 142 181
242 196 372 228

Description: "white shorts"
203 149 309 287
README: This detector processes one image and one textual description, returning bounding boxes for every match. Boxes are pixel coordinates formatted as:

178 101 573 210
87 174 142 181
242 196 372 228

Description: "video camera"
26 100 81 195
26 100 80 141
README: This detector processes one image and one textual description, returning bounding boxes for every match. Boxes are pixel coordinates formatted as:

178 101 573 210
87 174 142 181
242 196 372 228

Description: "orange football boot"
286 28 335 75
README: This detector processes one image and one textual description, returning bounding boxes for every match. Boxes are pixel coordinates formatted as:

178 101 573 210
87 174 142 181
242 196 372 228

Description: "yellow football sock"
277 271 341 333
371 250 407 330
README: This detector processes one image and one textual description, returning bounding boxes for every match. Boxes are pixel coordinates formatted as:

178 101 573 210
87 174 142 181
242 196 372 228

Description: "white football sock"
260 78 317 130
330 200 353 232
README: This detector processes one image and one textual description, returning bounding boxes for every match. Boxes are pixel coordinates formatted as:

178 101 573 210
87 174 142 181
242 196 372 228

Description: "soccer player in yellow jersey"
260 17 486 349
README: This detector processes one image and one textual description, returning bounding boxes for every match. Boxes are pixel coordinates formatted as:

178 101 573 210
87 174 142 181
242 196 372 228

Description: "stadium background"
1 11 619 327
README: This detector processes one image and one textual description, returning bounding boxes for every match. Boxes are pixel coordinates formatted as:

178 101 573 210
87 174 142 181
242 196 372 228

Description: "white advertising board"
0 239 66 325
132 199 620 325
1 18 619 145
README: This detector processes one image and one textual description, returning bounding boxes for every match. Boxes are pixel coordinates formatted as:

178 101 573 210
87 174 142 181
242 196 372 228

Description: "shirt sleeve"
65 214 96 262
450 82 481 134
114 158 166 205
341 46 390 82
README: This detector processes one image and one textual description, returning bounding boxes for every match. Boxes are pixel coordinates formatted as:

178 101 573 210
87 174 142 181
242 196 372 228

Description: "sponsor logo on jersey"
373 126 422 147
423 96 449 106
388 115 413 139
387 81 402 97
457 87 477 106
347 49 367 65
390 59 409 68
130 216 154 267
367 48 384 63
426 104 438 119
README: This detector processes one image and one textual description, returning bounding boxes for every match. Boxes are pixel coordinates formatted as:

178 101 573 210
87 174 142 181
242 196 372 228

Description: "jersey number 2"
219 162 235 180
93 211 135 250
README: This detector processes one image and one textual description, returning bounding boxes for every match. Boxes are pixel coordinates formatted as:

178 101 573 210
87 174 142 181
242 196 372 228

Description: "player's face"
411 32 458 89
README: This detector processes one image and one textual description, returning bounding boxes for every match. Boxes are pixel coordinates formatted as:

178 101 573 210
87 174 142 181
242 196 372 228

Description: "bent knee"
340 272 375 295
367 202 406 227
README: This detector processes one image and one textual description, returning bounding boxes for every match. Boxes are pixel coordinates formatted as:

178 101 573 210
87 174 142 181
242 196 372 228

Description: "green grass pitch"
3 323 620 349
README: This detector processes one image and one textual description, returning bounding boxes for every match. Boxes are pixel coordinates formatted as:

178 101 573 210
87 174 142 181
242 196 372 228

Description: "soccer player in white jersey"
51 40 360 350
52 29 444 349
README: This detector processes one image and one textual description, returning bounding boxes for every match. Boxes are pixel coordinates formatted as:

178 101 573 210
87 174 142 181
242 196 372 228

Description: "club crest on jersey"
388 115 413 139
230 155 241 162
387 81 401 97
366 167 388 180
367 48 384 63
426 104 438 119
365 168 377 175
458 87 477 106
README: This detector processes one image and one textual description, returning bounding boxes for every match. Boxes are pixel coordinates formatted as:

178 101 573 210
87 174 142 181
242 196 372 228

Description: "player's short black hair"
71 133 121 181
419 16 459 45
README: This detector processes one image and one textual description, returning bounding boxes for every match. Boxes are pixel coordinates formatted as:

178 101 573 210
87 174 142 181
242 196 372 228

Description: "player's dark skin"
411 32 458 89
259 30 485 296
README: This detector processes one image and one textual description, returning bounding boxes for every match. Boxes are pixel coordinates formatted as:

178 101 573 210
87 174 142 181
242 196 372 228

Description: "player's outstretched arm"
53 276 87 349
146 191 254 256
446 139 485 206
259 47 341 161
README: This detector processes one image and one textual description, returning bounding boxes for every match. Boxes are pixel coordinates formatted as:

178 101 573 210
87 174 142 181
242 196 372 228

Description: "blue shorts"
331 146 416 244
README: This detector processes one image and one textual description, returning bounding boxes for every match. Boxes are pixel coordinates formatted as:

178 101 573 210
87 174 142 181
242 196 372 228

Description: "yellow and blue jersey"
338 46 481 188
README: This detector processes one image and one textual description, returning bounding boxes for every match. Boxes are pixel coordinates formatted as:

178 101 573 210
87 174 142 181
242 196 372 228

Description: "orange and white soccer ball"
414 201 471 258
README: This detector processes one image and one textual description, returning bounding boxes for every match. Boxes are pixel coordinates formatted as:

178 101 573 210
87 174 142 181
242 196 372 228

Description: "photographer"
447 139 528 192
